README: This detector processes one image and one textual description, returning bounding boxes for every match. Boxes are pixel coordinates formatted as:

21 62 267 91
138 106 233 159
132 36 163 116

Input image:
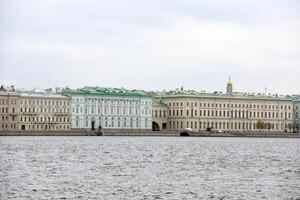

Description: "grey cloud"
0 0 299 94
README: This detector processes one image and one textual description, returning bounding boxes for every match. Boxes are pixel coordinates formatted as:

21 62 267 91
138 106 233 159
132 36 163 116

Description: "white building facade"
293 98 300 133
65 87 152 130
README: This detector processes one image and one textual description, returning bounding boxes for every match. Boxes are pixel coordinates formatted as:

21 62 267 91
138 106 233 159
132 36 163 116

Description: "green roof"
154 90 293 101
62 86 152 97
292 95 300 101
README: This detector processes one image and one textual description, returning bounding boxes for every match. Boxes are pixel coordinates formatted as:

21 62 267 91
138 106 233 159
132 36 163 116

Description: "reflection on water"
0 136 299 199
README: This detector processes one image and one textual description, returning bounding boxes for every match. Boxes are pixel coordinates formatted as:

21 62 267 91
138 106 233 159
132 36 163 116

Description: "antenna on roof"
264 85 267 95
180 85 184 91
47 74 50 89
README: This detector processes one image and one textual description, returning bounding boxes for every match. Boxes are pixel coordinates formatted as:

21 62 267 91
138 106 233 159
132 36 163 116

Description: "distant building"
63 87 152 130
0 85 20 132
152 79 294 132
293 98 300 133
19 92 71 131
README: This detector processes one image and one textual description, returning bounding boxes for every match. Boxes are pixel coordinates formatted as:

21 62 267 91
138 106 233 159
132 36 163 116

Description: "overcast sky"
0 0 299 94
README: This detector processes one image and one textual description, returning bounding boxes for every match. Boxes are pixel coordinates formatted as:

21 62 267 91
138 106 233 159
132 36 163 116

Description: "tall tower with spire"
226 76 233 94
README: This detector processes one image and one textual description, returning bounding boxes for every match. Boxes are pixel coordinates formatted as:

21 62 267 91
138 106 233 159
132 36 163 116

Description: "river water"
0 136 299 200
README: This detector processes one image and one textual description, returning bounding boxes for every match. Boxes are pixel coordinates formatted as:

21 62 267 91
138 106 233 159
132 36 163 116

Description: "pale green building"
63 87 152 130
293 97 300 133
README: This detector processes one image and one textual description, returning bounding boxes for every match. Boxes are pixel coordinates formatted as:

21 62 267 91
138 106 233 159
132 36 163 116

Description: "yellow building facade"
0 86 20 132
19 92 71 131
152 100 168 131
158 95 293 132
153 80 293 133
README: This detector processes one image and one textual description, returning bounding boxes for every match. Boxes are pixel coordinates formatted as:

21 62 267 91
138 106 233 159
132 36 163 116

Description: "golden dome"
227 77 232 85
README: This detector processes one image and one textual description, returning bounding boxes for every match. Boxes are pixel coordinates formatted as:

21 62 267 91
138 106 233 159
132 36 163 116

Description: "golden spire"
227 75 232 85
226 75 233 94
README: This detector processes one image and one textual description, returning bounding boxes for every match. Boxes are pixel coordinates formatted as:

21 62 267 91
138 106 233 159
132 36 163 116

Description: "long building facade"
19 92 71 131
0 82 297 134
64 87 152 130
152 80 294 133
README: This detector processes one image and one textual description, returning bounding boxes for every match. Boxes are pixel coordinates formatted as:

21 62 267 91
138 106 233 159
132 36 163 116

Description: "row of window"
73 106 151 116
1 115 16 121
0 107 16 114
20 116 69 123
75 118 150 128
21 99 69 106
169 120 292 131
84 104 147 109
80 116 151 120
153 110 167 117
87 99 151 105
21 124 70 130
74 98 151 105
167 109 292 119
21 107 69 114
0 99 17 105
0 123 17 130
168 102 292 110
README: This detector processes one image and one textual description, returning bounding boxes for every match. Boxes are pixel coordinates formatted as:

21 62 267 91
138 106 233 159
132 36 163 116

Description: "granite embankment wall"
0 130 179 136
0 130 299 137
187 132 300 138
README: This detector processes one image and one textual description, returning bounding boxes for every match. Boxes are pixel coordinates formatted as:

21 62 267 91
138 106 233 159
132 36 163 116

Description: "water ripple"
0 136 299 199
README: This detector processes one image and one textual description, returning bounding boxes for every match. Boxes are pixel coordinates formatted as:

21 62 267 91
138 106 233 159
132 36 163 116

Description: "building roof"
20 92 69 99
154 89 293 101
0 91 20 97
62 86 152 97
292 95 300 101
152 99 168 107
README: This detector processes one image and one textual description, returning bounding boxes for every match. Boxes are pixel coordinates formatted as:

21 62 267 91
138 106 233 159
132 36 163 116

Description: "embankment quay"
1 130 300 138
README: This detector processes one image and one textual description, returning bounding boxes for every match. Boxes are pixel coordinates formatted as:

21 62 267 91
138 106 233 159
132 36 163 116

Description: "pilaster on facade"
0 89 20 132
19 93 71 132
65 87 153 130
153 93 294 133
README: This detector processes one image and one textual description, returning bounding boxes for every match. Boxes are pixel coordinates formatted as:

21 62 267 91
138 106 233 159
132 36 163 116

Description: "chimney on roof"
55 87 60 93
45 88 52 94
0 85 6 92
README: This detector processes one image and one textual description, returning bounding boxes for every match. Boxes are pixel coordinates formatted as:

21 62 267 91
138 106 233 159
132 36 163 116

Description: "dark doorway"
294 125 299 133
162 123 167 130
21 125 25 130
206 127 213 132
91 120 95 130
152 121 160 131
